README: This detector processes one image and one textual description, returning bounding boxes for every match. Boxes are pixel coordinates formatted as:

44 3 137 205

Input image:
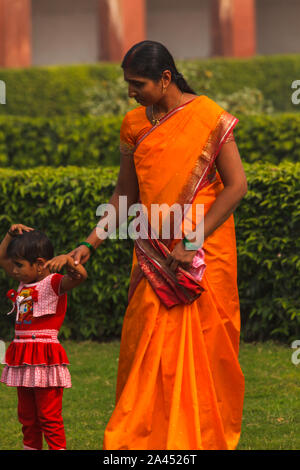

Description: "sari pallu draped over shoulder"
103 96 245 450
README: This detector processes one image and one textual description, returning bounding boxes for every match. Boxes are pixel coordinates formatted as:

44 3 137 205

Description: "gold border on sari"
177 111 238 209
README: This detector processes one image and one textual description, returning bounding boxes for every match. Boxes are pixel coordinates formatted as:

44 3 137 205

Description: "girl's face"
11 257 40 284
123 69 164 107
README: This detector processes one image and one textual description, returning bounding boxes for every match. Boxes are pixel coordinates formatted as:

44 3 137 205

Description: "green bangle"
182 237 201 251
79 241 95 252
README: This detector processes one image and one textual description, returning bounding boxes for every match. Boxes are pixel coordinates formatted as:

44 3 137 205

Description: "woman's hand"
68 245 91 266
166 240 197 272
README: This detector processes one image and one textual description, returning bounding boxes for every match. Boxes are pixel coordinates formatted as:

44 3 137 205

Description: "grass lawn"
0 340 299 450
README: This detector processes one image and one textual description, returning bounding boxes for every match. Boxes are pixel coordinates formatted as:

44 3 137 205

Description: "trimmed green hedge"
235 161 300 342
234 113 300 164
0 163 299 343
0 64 122 117
0 115 122 167
0 55 299 117
0 112 299 168
0 166 131 342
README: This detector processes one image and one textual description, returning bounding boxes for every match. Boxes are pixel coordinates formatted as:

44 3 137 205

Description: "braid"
173 72 196 95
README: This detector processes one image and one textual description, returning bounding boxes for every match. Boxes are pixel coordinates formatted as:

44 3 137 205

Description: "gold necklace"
151 93 183 126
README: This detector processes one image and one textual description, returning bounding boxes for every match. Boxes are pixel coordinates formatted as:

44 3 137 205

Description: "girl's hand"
8 224 34 237
44 254 75 273
44 255 88 294
166 240 197 272
68 245 91 266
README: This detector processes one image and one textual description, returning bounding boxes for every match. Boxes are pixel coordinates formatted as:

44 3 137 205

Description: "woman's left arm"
167 141 247 271
203 140 248 240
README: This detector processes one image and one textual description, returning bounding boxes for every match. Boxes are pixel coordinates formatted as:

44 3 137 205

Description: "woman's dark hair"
7 230 54 264
122 41 196 95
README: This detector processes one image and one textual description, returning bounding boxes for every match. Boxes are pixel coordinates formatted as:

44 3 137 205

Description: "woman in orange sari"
70 41 247 450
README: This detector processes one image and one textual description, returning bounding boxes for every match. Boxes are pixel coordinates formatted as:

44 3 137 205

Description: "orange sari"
103 96 245 450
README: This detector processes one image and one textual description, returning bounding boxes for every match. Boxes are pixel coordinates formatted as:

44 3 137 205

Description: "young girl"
0 224 87 450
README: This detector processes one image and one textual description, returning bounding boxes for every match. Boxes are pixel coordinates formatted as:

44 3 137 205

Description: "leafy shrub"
177 55 300 114
0 166 132 341
234 113 300 165
0 112 299 168
0 55 299 117
0 163 299 343
235 161 300 342
81 75 137 117
0 64 121 117
216 87 274 116
0 115 123 168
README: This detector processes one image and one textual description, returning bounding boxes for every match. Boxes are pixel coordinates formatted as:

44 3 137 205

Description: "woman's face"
123 69 164 107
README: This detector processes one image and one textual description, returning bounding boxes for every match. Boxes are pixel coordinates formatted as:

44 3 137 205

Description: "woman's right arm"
71 153 139 265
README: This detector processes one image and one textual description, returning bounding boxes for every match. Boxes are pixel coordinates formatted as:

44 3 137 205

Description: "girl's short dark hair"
7 230 54 264
121 40 196 95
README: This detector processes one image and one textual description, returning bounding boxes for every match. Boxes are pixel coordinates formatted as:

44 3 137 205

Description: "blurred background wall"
147 0 211 59
32 0 100 65
256 0 300 55
0 0 300 68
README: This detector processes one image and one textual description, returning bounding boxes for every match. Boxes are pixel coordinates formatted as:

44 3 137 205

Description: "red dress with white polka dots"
1 273 71 388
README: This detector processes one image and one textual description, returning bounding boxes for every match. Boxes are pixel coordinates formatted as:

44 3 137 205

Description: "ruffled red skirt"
4 341 70 366
1 335 71 388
